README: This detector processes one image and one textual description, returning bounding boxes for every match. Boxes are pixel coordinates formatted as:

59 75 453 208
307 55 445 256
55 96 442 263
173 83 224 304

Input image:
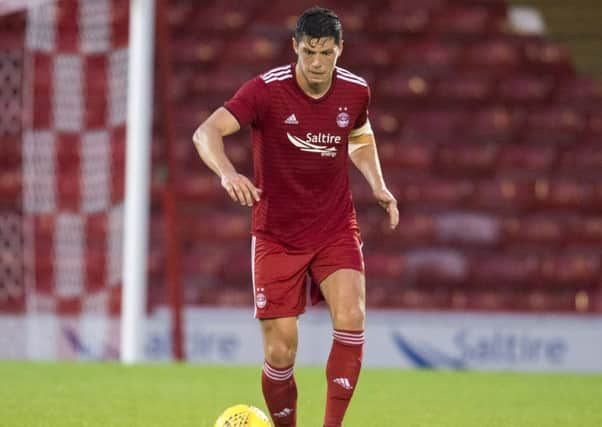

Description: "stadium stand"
0 0 601 315
162 0 601 313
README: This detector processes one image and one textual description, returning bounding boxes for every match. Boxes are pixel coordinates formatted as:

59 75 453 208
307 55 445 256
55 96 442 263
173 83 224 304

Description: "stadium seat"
537 253 599 289
399 39 462 76
501 216 566 248
372 8 430 35
462 37 522 74
559 144 602 175
435 142 498 177
555 77 602 106
432 5 504 36
402 248 468 287
377 138 434 171
364 252 405 280
433 212 500 247
401 109 467 140
522 107 585 146
497 144 556 174
397 178 474 209
533 178 592 211
471 178 536 212
497 74 553 105
433 74 493 105
462 106 523 143
470 254 540 288
375 71 431 106
566 216 602 247
522 38 574 76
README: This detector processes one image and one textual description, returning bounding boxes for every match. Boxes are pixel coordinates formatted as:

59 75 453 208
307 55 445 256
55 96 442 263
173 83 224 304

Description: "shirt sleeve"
352 85 371 130
223 76 269 128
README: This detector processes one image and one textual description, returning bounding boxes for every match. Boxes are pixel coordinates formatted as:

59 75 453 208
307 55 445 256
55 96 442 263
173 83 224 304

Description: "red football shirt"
224 63 370 250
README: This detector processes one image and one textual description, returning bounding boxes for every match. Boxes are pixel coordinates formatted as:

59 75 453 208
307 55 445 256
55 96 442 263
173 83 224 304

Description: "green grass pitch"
1 361 601 426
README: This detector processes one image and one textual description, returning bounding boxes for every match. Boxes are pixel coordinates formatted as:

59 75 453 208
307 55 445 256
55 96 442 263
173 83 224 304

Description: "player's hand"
221 172 262 207
374 187 399 229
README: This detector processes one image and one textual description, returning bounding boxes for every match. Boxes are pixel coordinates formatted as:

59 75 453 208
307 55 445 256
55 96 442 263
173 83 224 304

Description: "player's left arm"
348 122 399 229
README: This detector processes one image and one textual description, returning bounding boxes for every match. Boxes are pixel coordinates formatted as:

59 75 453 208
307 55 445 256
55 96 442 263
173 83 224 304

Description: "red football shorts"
251 232 365 319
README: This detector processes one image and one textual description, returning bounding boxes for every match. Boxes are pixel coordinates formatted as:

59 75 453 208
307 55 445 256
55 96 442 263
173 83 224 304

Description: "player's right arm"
192 107 261 206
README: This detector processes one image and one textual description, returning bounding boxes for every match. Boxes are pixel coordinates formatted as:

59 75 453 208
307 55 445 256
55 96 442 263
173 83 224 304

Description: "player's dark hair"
294 7 343 45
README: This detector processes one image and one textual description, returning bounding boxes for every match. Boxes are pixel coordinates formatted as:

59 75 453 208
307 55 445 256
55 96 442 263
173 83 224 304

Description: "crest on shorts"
336 107 350 128
256 292 267 309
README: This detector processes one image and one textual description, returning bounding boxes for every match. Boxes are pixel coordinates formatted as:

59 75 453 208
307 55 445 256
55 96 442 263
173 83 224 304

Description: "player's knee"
332 305 365 329
265 339 297 366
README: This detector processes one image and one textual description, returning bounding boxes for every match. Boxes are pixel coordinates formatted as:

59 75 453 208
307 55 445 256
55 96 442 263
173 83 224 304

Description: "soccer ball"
214 404 272 427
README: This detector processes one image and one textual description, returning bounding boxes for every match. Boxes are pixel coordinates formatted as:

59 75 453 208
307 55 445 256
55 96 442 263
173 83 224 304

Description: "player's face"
293 36 342 87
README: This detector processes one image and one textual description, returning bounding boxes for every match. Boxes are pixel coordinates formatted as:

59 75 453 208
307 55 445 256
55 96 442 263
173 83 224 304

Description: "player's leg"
310 233 366 427
320 269 366 427
252 236 312 427
260 316 298 427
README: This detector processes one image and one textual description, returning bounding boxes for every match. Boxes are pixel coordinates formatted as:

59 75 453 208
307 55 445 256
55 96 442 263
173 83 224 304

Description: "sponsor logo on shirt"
284 114 299 125
286 132 340 157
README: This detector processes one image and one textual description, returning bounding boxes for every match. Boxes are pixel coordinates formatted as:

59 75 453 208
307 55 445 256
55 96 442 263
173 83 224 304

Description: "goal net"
0 0 128 359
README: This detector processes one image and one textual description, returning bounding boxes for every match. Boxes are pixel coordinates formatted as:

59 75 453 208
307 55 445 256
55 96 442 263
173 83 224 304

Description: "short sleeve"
352 85 371 130
224 76 269 128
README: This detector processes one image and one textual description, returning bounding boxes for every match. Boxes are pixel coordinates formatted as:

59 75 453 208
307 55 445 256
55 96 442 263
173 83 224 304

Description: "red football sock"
261 361 297 427
324 329 364 427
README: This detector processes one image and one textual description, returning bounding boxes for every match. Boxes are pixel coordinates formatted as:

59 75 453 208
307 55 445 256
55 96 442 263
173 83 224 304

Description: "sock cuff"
333 329 365 346
263 361 294 381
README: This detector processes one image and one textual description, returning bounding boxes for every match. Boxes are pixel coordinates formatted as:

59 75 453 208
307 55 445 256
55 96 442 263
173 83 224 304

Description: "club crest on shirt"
336 107 350 128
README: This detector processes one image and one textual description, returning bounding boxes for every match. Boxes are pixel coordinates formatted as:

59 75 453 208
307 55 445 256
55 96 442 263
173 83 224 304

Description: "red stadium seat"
399 39 462 76
396 213 436 247
397 178 474 209
463 38 522 74
559 144 602 175
470 254 540 288
538 253 600 289
533 178 592 211
401 109 467 140
462 106 524 143
364 252 405 280
523 107 585 146
566 216 602 247
465 288 517 311
372 8 431 35
378 138 434 171
222 36 285 66
521 289 579 312
555 77 602 106
193 1 256 33
433 74 494 105
375 71 431 105
403 249 468 287
471 178 536 212
434 212 500 247
497 74 553 105
522 38 574 76
501 216 566 248
339 36 395 69
435 142 498 176
497 144 556 174
432 5 504 36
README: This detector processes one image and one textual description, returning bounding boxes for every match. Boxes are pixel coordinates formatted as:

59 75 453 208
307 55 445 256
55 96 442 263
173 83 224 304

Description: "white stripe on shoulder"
262 69 291 80
263 74 293 84
336 67 367 84
337 74 367 87
262 64 291 79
